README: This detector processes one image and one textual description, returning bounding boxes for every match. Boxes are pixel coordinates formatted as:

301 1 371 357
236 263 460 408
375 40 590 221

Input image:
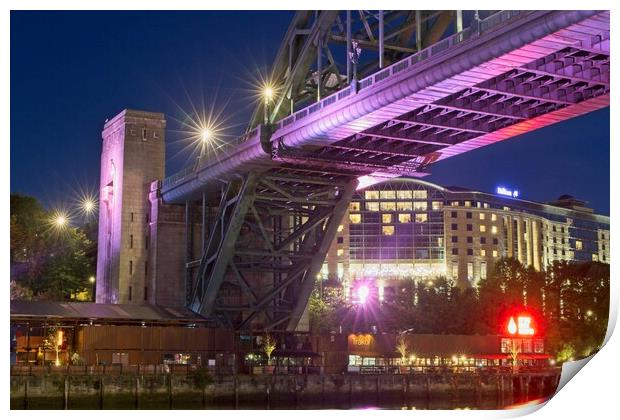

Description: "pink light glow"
357 285 370 305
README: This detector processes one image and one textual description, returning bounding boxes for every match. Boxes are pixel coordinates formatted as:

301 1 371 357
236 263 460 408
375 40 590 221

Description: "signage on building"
496 186 519 198
506 315 535 336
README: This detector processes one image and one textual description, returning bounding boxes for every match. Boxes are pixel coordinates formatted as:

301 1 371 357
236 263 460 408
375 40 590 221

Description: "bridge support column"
187 170 357 331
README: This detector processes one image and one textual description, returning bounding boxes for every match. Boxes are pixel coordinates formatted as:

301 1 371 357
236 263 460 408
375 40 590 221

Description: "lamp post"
263 86 274 125
89 276 95 302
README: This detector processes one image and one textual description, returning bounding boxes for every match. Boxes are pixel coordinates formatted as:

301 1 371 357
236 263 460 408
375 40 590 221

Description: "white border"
3 1 617 420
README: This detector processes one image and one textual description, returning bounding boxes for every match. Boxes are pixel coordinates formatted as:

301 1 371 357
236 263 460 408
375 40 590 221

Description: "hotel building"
322 178 609 298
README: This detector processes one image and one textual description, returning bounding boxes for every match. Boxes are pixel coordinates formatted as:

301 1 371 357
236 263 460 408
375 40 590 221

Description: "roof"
10 301 208 324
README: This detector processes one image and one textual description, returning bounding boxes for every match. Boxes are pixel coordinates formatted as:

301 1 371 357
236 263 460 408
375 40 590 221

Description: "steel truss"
315 46 610 162
188 170 357 331
248 10 489 129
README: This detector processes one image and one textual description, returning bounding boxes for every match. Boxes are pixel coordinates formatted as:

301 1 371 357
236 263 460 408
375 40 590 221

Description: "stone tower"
96 109 166 304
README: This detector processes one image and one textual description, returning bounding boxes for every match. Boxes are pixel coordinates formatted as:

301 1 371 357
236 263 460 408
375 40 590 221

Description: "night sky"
10 11 610 215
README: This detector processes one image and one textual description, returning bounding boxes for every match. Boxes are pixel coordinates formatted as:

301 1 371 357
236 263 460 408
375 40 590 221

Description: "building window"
575 240 583 250
480 262 487 279
437 237 444 247
129 286 132 301
365 191 380 200
467 224 473 232
398 213 411 223
337 224 344 232
337 249 344 256
592 254 599 262
451 264 458 278
380 190 396 199
466 236 472 244
382 214 392 223
397 202 413 211
349 202 361 211
493 238 499 245
129 234 134 248
480 225 486 233
129 260 133 275
467 263 473 280
131 212 134 222
146 212 150 223
432 201 442 210
397 190 412 199
451 223 458 230
480 237 487 244
413 202 428 211
366 202 380 211
415 213 428 223
451 201 460 207
349 214 361 224
491 214 497 222
382 226 395 236
451 235 458 243
144 261 148 277
491 226 497 234
484 203 489 208
451 211 457 218
466 212 472 219
413 190 427 199
452 248 458 255
464 201 472 207
467 249 473 256
479 213 485 220
337 236 344 244
480 249 486 257
337 263 344 279
380 202 396 211
492 250 498 257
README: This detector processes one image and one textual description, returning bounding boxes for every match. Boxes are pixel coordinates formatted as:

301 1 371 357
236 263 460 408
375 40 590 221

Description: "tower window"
131 212 134 222
129 286 132 301
144 287 148 301
142 128 147 140
130 234 133 249
129 260 133 275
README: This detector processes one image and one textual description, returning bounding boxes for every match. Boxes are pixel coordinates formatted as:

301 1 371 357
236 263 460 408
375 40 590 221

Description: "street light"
89 276 96 302
262 84 275 124
50 211 70 231
201 128 212 144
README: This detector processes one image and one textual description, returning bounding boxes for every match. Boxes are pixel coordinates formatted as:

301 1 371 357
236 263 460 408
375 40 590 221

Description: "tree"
262 334 276 365
10 194 96 301
395 335 408 364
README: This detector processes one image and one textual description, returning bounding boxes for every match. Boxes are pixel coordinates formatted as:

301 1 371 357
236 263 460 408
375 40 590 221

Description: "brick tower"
96 109 166 304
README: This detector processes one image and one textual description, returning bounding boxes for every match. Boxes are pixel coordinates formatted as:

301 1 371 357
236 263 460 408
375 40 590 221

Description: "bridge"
157 10 609 331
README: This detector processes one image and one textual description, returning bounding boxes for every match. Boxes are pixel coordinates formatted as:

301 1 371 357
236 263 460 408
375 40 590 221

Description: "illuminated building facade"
323 178 609 295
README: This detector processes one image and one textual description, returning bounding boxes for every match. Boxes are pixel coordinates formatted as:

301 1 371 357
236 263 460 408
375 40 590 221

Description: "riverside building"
322 178 609 298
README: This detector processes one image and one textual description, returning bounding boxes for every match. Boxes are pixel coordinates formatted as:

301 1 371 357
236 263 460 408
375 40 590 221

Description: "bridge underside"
188 169 357 331
163 10 609 332
287 46 609 171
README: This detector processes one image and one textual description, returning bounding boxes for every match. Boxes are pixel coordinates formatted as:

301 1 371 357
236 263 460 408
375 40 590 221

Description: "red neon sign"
506 315 535 336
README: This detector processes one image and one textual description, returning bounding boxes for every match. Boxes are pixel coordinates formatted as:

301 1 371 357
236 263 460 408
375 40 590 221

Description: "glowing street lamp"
262 84 275 125
357 285 370 305
201 128 212 144
81 197 97 215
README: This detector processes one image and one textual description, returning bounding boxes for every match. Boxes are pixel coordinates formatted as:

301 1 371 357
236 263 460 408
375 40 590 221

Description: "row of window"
350 213 429 224
350 201 441 212
363 190 429 200
451 211 498 221
452 248 499 257
451 236 499 245
451 223 498 234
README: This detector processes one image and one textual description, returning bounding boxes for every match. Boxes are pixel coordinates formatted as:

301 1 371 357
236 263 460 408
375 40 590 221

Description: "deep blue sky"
10 11 610 215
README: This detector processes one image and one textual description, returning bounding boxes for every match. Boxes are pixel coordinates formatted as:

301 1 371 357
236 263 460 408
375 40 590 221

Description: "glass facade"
323 178 610 297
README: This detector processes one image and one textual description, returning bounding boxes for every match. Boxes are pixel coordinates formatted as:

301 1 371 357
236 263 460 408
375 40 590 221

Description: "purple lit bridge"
160 10 609 331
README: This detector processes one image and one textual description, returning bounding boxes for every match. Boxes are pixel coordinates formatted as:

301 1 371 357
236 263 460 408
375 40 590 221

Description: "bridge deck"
162 10 609 203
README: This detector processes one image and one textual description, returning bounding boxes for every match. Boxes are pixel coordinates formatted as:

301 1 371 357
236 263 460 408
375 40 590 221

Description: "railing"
162 10 527 190
10 364 235 376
